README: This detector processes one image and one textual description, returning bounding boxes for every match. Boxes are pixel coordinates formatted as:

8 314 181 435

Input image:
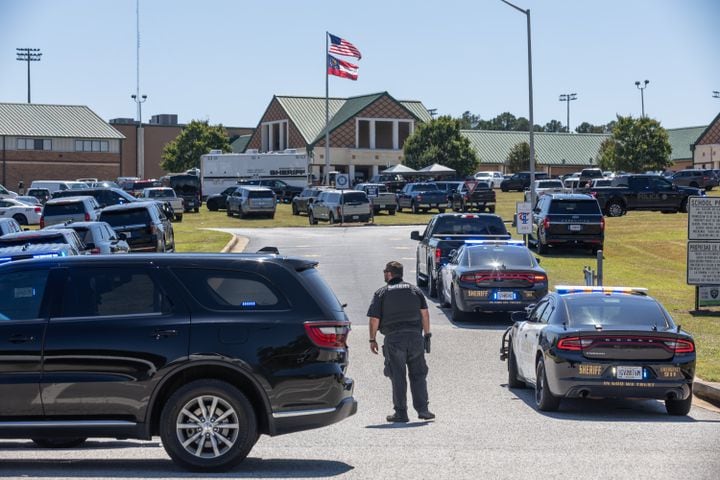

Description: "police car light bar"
555 285 648 296
464 239 525 246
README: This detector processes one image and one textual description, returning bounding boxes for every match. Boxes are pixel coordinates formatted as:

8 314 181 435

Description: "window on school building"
17 138 51 151
356 119 414 150
75 139 109 152
260 120 289 152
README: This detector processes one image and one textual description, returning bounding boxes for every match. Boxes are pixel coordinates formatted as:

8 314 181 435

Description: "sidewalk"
220 232 720 409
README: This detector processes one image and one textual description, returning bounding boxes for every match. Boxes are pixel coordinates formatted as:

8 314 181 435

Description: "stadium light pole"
501 0 536 207
713 91 720 99
635 80 649 117
131 94 147 178
16 48 42 103
559 93 577 133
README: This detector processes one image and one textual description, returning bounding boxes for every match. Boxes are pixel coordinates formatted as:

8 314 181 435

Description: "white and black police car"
500 286 696 415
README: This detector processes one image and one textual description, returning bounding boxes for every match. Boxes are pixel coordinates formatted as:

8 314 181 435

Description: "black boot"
418 410 435 420
386 412 409 423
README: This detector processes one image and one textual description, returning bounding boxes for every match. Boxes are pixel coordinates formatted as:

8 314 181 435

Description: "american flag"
328 33 362 60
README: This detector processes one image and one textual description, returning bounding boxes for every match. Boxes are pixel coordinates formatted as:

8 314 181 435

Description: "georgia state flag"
327 54 358 81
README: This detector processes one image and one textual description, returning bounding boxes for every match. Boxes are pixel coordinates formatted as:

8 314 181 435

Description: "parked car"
52 187 136 208
0 184 17 199
0 250 356 471
354 183 397 215
236 179 303 203
578 168 604 188
449 181 496 213
41 196 101 228
227 186 277 219
439 240 548 322
501 285 695 415
396 182 447 214
474 171 504 188
29 180 90 193
0 198 42 225
0 217 22 236
47 221 130 254
14 195 42 206
308 189 372 224
206 186 238 211
368 173 407 193
524 179 567 205
671 169 718 191
0 229 86 254
291 187 327 216
129 179 162 197
500 171 549 192
530 193 604 255
140 187 184 221
161 173 202 212
99 201 175 252
27 187 52 204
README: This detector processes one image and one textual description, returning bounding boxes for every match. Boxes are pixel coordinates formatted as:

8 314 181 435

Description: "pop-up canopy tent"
380 164 418 174
416 163 456 176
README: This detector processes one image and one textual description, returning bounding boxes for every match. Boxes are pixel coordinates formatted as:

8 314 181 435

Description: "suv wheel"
427 264 437 298
308 211 318 225
12 214 28 225
536 229 548 254
207 200 218 212
329 213 337 224
665 388 693 416
175 214 183 222
226 206 233 217
605 200 625 217
507 342 525 389
680 198 689 213
160 380 258 472
32 437 87 449
535 359 560 411
291 203 299 215
450 287 468 323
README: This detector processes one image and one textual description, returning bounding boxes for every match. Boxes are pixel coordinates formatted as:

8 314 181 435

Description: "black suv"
0 252 356 471
530 193 604 254
291 187 326 215
52 187 136 207
205 186 238 211
500 171 549 192
99 201 175 252
237 179 303 203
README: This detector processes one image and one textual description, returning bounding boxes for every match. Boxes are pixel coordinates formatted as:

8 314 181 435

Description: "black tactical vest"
378 281 423 335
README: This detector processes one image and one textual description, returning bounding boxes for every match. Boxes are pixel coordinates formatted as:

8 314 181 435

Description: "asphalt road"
1 225 719 480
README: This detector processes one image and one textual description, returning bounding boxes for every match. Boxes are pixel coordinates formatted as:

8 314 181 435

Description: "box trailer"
200 150 310 198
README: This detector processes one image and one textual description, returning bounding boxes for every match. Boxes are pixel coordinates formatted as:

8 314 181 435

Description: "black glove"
424 333 432 354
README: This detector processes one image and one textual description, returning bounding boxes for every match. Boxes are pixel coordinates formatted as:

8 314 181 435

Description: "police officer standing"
367 261 434 423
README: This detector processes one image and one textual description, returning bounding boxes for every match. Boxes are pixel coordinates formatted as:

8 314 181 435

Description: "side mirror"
535 257 541 264
511 311 529 323
410 231 421 241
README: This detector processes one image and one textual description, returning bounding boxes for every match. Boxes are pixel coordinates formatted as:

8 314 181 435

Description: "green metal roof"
0 102 124 139
462 130 610 166
230 134 252 153
274 92 431 147
666 126 705 161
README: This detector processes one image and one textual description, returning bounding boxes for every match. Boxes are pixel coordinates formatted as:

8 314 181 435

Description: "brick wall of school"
246 98 307 151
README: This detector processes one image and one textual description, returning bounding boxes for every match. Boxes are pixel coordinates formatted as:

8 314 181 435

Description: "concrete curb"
695 378 720 408
221 234 249 253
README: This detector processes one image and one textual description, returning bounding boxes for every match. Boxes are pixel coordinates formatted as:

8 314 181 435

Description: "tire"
665 388 693 416
507 343 525 389
308 211 318 225
536 229 548 254
501 186 508 192
535 359 560 412
175 214 183 222
12 214 28 225
397 206 403 213
450 287 468 323
488 206 496 214
388 208 396 216
680 198 688 213
416 258 427 287
268 213 275 220
606 200 625 217
329 213 336 225
411 202 419 214
226 206 233 217
438 208 446 214
291 204 299 216
193 207 199 213
32 438 87 449
207 201 218 212
159 380 258 472
438 275 449 308
427 264 437 298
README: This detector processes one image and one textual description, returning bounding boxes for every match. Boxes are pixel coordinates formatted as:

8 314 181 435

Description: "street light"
16 48 42 103
558 93 577 133
635 80 649 117
131 93 147 178
501 0 536 207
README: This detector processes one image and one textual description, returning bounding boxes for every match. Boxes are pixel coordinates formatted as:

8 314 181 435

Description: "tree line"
458 111 615 134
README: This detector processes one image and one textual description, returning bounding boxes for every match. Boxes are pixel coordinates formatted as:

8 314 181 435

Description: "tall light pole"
558 93 577 133
501 0 536 207
131 94 147 178
635 80 649 117
16 48 42 103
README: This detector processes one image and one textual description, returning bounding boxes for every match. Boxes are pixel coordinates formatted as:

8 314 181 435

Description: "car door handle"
150 329 178 340
9 334 35 344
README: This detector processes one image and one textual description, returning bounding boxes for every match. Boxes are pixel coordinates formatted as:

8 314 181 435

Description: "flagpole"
324 31 330 186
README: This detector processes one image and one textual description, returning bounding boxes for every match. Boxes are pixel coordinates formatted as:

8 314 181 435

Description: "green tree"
458 111 480 129
161 120 231 173
505 142 530 172
403 116 478 177
611 115 671 172
575 122 606 134
544 119 564 133
596 138 616 171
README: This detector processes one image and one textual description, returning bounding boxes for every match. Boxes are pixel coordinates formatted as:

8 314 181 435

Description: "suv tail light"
434 247 442 264
664 339 695 354
304 322 350 348
543 217 551 230
84 212 91 221
600 217 605 232
147 224 157 235
34 206 41 214
557 336 593 351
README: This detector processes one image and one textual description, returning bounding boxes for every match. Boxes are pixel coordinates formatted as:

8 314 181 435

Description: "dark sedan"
206 186 237 211
439 240 548 322
501 286 695 415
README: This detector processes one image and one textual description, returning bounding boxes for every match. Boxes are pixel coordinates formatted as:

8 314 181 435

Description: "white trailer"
200 150 310 197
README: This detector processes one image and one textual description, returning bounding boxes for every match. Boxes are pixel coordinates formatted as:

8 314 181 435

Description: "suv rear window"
0 234 67 247
248 190 274 199
548 200 601 215
44 202 86 216
342 192 369 204
100 208 151 226
566 296 670 328
298 268 343 313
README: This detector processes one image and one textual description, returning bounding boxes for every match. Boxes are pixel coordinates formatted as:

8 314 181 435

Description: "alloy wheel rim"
176 395 240 459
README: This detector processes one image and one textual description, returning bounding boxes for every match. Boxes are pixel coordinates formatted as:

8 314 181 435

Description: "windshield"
342 192 369 203
566 295 670 328
248 190 274 198
412 184 438 192
548 200 601 214
100 209 151 227
146 189 175 198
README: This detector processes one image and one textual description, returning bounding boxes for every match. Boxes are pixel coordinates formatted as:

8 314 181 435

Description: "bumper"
457 287 545 312
546 235 603 246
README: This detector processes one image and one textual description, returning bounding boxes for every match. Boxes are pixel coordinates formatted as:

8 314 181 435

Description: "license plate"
352 215 359 220
616 366 643 380
496 291 515 301
569 224 582 231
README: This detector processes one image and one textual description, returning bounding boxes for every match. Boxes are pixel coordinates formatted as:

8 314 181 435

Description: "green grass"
176 193 720 381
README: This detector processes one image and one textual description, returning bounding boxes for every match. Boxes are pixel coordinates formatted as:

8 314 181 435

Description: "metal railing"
583 250 604 286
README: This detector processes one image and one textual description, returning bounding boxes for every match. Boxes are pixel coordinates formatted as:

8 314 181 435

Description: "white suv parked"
308 189 372 225
474 171 504 188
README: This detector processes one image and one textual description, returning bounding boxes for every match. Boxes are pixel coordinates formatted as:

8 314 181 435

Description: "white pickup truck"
140 187 184 222
524 179 567 205
354 183 398 215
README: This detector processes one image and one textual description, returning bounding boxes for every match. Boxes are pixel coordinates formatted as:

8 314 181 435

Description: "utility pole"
132 0 147 178
16 48 42 103
558 93 577 133
635 80 649 117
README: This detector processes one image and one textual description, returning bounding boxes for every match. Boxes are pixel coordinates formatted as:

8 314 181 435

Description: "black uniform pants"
383 332 429 414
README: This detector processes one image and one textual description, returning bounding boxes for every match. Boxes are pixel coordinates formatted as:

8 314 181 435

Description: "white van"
30 180 90 194
0 184 18 199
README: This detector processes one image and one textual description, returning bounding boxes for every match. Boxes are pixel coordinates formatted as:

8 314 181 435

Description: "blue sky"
1 0 718 130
